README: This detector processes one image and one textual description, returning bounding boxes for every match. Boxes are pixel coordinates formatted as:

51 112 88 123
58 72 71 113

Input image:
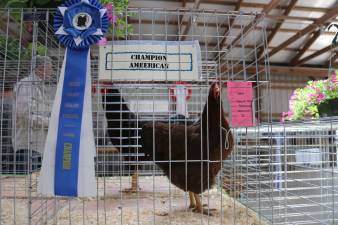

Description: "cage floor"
1 175 268 225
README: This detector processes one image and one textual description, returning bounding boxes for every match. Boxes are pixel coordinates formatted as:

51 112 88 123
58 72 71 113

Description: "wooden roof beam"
290 29 321 65
128 19 337 35
218 0 243 50
177 0 187 36
268 4 338 58
258 0 298 58
262 0 282 14
240 2 327 13
180 0 187 22
130 1 329 13
326 51 338 66
179 0 201 41
267 14 338 23
332 60 338 67
225 0 280 51
294 45 332 66
221 65 329 78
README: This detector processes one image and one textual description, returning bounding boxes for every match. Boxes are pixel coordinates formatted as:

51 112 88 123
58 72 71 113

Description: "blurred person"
11 55 56 174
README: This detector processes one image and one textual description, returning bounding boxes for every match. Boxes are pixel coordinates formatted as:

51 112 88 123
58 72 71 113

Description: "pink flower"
290 91 297 100
308 93 315 98
307 93 316 102
332 71 337 83
280 112 286 122
106 3 117 24
110 15 118 24
106 2 113 11
316 93 325 103
97 37 107 46
287 111 293 117
281 111 293 122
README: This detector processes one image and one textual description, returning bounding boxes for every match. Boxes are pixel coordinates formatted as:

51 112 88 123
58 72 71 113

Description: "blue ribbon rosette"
38 0 108 197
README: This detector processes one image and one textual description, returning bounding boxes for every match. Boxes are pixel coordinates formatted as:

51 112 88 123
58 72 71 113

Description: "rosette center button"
73 13 92 30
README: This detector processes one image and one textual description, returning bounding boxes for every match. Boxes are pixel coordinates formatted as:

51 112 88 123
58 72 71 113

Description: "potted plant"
282 72 338 121
2 0 132 37
98 0 132 44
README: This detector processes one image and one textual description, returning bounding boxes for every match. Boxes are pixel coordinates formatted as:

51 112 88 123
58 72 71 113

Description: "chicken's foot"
121 173 141 193
192 193 216 216
188 192 196 208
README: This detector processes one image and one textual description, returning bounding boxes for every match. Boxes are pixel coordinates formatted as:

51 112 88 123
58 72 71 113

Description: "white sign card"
99 40 202 81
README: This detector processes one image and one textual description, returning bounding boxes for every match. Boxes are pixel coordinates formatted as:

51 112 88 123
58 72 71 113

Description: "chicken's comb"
210 82 221 98
211 81 221 90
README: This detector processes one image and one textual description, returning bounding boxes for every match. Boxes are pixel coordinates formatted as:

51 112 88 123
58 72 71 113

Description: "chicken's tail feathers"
139 123 155 156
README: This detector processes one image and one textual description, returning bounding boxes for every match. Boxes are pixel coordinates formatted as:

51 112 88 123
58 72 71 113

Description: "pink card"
227 81 254 127
228 89 253 100
227 82 253 100
227 82 252 88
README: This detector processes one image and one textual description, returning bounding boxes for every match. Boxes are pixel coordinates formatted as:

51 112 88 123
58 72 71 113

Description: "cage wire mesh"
230 118 338 225
0 6 336 225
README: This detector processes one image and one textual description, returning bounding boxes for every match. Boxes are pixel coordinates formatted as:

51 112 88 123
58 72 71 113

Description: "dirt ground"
1 175 269 225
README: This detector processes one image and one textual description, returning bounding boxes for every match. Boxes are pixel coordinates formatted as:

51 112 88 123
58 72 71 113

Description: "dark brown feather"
141 83 234 194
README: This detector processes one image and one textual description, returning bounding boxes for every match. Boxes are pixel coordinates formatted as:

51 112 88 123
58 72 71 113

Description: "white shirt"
12 74 55 154
12 74 108 154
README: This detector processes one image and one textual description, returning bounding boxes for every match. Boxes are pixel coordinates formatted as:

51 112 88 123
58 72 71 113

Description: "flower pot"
318 98 338 117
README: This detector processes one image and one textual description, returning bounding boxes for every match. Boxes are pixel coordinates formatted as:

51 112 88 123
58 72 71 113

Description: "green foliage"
0 35 24 60
23 42 47 59
100 0 133 39
2 0 133 40
114 17 133 39
282 73 338 121
0 35 47 60
2 0 62 8
5 0 28 8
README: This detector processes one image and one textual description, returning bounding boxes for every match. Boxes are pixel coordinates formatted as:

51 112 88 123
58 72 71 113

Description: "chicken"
102 87 141 192
103 86 194 192
140 82 234 215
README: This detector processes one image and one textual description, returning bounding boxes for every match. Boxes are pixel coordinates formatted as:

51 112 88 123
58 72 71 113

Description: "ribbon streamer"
38 0 108 197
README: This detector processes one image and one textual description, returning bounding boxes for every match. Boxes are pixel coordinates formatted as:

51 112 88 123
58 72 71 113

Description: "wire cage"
5 6 338 225
231 118 338 225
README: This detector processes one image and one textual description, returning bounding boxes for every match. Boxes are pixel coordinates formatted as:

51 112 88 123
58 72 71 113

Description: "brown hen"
141 82 234 215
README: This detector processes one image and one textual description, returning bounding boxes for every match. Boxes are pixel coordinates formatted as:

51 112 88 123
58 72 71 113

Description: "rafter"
268 4 338 58
294 45 332 66
258 0 297 58
128 18 336 36
218 0 243 49
129 1 329 13
241 2 326 13
267 15 338 23
225 0 280 51
179 0 201 41
326 51 338 66
221 65 329 78
290 29 321 65
177 0 187 37
262 0 281 14
333 60 338 67
179 0 187 23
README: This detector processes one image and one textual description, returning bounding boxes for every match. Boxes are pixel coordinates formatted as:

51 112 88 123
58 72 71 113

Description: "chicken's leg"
122 172 141 193
189 192 196 208
192 193 216 216
131 172 139 190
